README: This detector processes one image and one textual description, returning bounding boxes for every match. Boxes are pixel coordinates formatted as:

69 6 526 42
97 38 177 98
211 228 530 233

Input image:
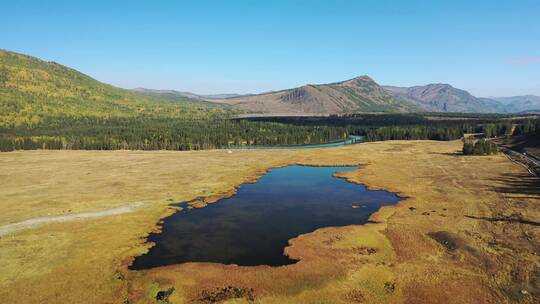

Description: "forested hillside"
0 49 351 150
0 49 231 128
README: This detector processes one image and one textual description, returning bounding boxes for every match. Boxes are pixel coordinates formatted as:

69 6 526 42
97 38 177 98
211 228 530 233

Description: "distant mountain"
383 84 540 114
383 84 499 113
133 88 242 100
199 78 540 115
213 76 418 114
204 93 243 99
132 88 202 100
489 95 540 113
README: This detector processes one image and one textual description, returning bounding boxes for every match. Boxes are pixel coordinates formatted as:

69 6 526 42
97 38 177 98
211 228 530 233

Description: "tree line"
0 114 536 152
0 116 348 152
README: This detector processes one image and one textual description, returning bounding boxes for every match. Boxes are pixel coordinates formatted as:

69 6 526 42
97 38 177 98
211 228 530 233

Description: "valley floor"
0 141 538 303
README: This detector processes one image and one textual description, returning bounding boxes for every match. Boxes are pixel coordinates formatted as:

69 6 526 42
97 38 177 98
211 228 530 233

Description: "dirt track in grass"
0 201 144 237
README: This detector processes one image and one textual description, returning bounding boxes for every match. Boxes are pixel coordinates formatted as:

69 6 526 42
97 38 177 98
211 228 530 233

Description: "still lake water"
130 165 401 269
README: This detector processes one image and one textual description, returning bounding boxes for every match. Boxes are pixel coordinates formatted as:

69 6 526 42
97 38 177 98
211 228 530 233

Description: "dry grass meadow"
0 140 538 303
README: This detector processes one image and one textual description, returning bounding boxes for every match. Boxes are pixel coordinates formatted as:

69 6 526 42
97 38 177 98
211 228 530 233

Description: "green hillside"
0 50 355 151
0 49 230 128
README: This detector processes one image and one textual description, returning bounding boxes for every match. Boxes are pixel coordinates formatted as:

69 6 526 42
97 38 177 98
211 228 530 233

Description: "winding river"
227 135 364 150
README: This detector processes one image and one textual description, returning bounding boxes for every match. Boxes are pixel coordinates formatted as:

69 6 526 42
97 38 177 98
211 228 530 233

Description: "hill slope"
212 76 418 114
0 49 230 127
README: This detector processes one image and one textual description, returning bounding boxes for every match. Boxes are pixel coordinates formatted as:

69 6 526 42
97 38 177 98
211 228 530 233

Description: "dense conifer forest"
0 117 349 151
1 113 536 152
243 114 529 143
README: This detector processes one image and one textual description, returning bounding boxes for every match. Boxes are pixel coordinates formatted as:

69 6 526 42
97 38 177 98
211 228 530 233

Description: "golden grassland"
0 140 538 303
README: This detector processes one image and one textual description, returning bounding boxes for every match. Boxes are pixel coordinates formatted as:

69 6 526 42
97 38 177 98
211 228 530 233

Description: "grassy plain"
0 140 538 303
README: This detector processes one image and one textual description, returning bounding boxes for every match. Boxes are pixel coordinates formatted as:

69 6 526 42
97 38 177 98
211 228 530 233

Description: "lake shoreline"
129 163 404 270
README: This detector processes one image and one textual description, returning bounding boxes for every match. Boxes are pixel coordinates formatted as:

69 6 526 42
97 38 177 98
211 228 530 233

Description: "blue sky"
1 0 539 96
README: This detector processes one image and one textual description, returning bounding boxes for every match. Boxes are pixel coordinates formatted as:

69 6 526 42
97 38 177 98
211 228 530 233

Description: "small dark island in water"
130 165 401 269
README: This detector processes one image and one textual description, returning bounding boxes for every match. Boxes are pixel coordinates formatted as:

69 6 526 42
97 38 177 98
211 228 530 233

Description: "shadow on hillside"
491 172 540 196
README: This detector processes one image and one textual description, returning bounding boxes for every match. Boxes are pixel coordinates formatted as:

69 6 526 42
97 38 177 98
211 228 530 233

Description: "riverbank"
228 135 364 149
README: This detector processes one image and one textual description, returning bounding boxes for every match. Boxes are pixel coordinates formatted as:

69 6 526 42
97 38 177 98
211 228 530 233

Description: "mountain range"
489 95 540 113
210 76 417 114
1 49 539 120
135 78 540 115
211 79 540 114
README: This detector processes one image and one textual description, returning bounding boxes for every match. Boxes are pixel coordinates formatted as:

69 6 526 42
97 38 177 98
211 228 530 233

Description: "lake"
130 165 401 269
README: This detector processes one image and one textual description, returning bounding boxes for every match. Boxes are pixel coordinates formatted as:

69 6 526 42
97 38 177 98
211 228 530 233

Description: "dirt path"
0 201 145 237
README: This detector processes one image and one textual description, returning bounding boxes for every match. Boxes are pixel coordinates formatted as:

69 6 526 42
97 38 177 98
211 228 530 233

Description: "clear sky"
1 0 539 96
